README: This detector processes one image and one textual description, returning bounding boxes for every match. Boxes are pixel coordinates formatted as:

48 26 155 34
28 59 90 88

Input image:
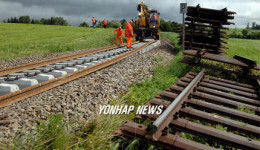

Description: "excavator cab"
149 10 160 40
149 11 158 26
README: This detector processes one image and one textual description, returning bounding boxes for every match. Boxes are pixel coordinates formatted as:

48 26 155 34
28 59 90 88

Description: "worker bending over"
125 20 134 48
114 27 123 45
103 19 108 28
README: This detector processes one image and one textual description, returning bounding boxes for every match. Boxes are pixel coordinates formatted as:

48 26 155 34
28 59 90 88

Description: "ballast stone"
0 83 20 96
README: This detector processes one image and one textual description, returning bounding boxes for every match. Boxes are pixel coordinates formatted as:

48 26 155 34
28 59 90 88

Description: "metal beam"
146 69 205 140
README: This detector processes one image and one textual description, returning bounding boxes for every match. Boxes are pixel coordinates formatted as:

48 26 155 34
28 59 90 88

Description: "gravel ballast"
0 38 175 142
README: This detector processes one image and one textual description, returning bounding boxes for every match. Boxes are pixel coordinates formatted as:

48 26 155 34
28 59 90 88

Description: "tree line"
3 16 181 32
159 19 182 32
229 22 260 39
79 19 127 29
3 16 69 26
228 28 260 39
247 22 260 30
228 22 260 40
79 18 181 32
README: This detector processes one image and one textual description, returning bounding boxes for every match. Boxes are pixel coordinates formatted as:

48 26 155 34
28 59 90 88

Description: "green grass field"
162 31 259 63
0 23 121 60
1 23 259 62
226 28 260 35
226 38 260 63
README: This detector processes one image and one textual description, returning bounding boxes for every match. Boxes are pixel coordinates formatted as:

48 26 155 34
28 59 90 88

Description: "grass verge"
225 38 260 63
0 23 128 60
70 32 193 149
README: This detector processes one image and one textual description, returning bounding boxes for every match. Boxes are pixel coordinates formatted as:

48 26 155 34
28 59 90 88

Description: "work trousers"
115 36 123 45
92 23 96 28
127 37 132 48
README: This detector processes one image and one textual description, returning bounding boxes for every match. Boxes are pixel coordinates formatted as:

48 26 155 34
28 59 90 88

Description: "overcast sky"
0 0 259 28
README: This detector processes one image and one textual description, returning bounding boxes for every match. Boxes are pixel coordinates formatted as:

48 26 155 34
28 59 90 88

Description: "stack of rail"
117 70 260 149
179 5 260 78
179 5 235 54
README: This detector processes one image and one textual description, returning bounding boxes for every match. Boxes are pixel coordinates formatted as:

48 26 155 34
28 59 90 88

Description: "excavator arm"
136 2 149 28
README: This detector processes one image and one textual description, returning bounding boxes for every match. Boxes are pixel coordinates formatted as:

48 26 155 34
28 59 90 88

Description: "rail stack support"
178 5 260 79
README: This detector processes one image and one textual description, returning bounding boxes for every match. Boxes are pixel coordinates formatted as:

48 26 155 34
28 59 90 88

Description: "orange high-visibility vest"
104 20 107 25
151 15 157 20
125 23 133 37
92 18 96 23
114 28 123 36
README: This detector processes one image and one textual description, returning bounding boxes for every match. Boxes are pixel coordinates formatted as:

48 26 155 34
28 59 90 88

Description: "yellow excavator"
134 2 160 41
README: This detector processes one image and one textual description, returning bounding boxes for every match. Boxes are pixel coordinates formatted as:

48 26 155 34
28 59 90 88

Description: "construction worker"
92 17 96 28
125 20 134 48
131 19 134 24
114 27 123 45
103 19 108 28
151 14 157 21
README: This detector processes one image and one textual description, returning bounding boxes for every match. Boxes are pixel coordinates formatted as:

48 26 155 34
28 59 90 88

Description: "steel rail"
187 6 236 15
0 40 154 107
146 68 205 140
0 42 138 76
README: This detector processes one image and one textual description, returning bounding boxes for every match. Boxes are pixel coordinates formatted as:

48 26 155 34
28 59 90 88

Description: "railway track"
0 44 129 76
0 40 159 107
117 69 260 150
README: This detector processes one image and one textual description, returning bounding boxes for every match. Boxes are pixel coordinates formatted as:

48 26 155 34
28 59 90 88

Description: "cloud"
0 0 259 27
